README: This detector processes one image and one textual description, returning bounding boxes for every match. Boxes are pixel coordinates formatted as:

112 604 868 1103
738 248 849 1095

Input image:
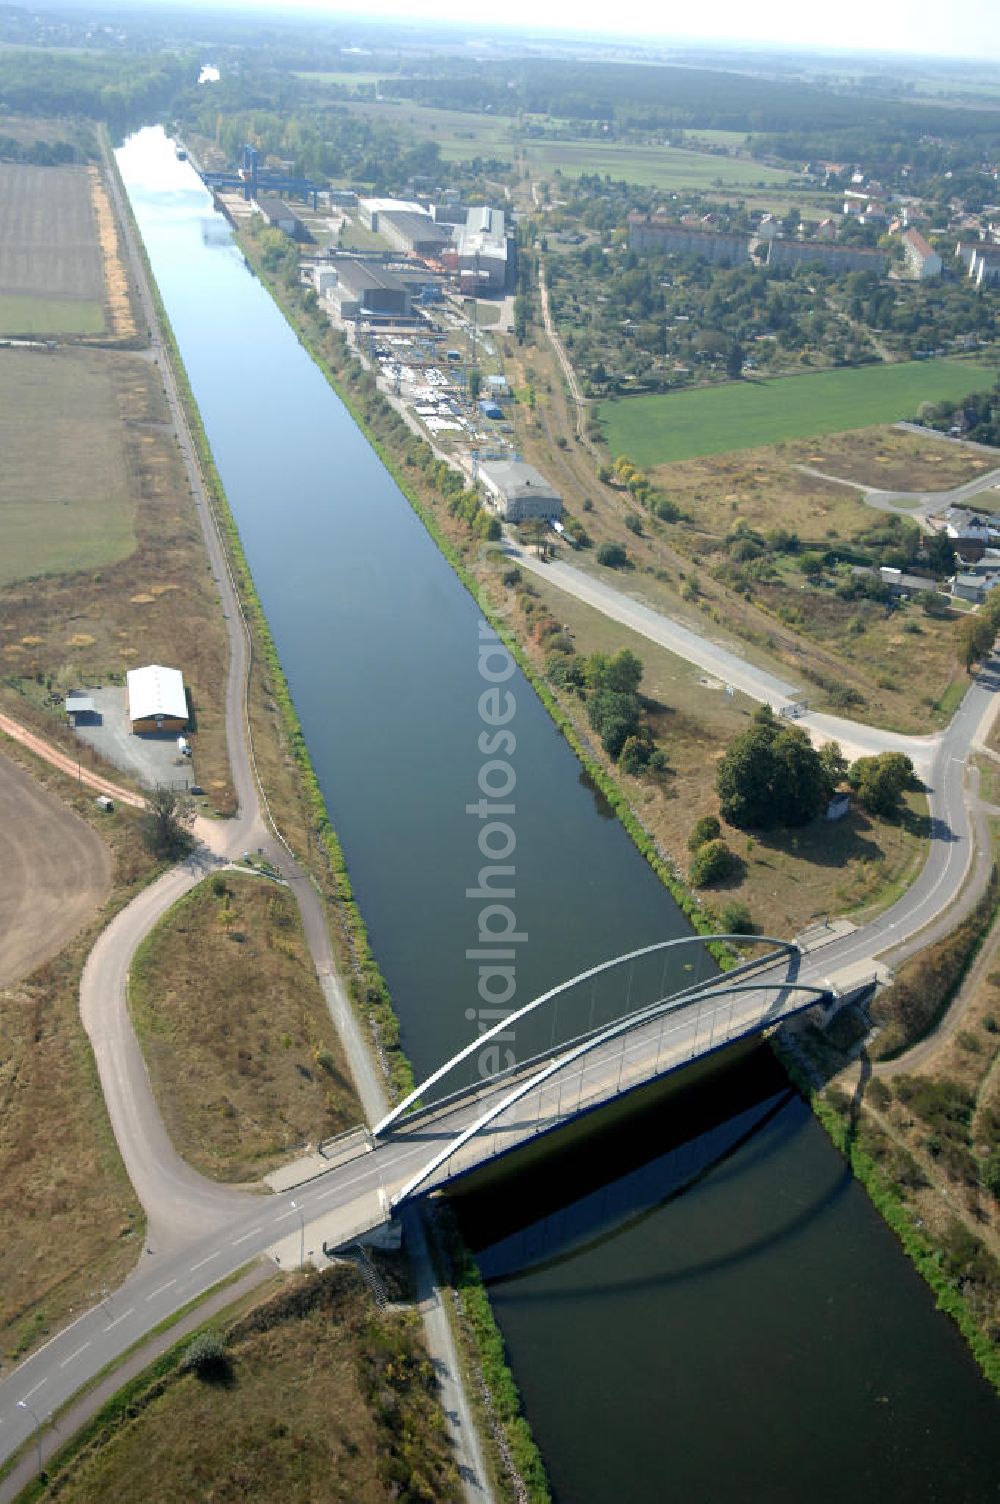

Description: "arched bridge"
358 934 836 1225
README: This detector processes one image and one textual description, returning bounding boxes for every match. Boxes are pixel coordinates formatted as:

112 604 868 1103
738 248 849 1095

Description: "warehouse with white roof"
126 665 188 734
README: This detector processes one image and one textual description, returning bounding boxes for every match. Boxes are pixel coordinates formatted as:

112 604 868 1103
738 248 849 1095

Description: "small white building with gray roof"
478 459 562 523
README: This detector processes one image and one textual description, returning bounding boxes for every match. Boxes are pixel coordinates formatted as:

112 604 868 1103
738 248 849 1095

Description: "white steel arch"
390 978 831 1208
374 933 799 1137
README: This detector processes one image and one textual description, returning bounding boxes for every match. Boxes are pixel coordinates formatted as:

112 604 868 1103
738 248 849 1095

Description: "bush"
688 814 721 852
597 541 629 568
619 735 651 775
719 900 754 934
689 838 737 888
182 1329 230 1380
624 513 643 535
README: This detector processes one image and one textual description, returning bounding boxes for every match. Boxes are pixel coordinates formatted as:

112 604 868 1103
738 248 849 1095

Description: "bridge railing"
391 977 832 1208
375 934 800 1138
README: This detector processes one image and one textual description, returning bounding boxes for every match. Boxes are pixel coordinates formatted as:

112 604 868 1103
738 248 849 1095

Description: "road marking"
189 1251 222 1272
146 1280 176 1302
21 1379 47 1401
59 1342 91 1369
105 1307 134 1330
231 1227 262 1247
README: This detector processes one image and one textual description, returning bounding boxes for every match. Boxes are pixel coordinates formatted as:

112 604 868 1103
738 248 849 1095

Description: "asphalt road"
506 539 946 775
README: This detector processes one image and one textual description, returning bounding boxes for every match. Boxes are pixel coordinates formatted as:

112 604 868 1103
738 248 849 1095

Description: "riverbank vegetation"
22 1265 461 1503
128 872 360 1181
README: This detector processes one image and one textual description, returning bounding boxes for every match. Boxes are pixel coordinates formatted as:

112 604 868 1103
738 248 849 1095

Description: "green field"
294 69 391 88
525 139 796 189
0 347 135 584
345 100 515 162
0 294 104 334
599 359 995 467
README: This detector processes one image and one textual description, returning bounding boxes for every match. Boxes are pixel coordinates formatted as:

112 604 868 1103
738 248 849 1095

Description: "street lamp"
17 1400 42 1478
290 1199 305 1269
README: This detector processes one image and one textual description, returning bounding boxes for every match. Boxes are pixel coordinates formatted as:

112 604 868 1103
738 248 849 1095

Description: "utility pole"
290 1199 305 1268
17 1401 42 1478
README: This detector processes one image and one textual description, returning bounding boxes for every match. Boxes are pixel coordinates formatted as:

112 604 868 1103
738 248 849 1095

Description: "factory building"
321 258 412 321
254 195 308 241
378 210 454 258
443 207 511 291
478 459 562 523
358 197 425 232
127 665 188 734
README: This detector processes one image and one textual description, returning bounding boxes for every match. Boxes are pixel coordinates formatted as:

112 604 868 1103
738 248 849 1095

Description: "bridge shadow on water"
447 1041 853 1298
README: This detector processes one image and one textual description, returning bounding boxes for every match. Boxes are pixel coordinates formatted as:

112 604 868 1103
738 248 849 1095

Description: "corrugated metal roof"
127 665 187 724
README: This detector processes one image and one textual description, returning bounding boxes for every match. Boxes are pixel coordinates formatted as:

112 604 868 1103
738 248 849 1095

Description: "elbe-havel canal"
118 126 998 1502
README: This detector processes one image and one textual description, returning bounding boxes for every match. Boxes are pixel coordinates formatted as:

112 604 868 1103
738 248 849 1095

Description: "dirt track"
0 746 111 990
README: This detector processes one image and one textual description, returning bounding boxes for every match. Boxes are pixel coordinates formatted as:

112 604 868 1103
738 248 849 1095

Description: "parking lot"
71 685 195 790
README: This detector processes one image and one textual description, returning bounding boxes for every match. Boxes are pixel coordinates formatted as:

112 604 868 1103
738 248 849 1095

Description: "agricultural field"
129 872 360 1181
0 746 110 990
344 99 516 163
0 162 105 334
0 347 235 813
293 69 394 88
526 138 798 190
0 347 136 584
0 743 153 1362
599 359 995 467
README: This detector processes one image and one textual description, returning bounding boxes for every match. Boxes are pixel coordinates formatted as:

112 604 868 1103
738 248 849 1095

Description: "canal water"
118 127 999 1501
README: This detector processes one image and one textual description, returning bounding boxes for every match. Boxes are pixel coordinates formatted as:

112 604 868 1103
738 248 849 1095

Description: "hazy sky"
184 0 1000 62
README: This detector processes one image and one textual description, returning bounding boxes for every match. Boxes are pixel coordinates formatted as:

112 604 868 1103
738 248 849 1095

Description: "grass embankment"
599 358 994 467
21 1266 462 1504
0 743 153 1363
129 872 360 1181
780 1038 1000 1396
778 868 1000 1395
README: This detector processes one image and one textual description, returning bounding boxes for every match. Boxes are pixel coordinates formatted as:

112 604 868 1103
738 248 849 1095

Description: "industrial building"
127 665 188 734
358 197 425 232
902 229 942 279
254 195 308 241
478 459 562 523
443 206 511 291
627 215 750 265
378 210 454 258
321 258 412 321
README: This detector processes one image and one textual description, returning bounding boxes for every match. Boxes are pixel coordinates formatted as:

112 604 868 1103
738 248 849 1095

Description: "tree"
923 532 956 577
818 740 848 791
957 612 995 671
725 341 745 380
848 752 915 817
468 368 483 401
141 786 195 860
715 705 830 830
585 650 644 761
